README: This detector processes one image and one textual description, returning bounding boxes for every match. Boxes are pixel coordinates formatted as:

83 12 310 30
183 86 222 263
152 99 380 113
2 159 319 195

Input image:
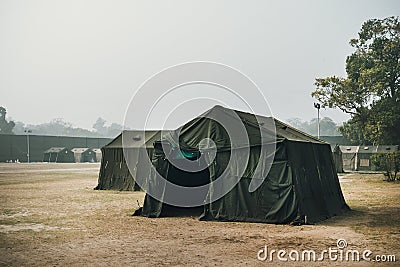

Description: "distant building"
0 134 112 162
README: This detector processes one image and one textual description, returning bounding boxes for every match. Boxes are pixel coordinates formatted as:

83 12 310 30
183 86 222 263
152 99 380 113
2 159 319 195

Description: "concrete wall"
0 134 112 162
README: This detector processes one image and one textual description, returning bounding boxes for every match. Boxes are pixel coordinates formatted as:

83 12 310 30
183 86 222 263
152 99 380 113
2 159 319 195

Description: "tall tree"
286 117 340 136
0 106 15 134
92 117 107 135
312 16 400 145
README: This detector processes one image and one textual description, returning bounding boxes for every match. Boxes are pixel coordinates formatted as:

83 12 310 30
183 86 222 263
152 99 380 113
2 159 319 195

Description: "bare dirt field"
0 163 399 266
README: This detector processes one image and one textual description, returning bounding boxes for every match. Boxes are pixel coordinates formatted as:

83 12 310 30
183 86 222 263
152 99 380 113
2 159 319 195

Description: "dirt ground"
0 163 399 266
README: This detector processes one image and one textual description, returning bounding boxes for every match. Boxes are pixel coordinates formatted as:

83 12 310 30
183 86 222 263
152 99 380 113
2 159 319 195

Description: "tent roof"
357 146 377 153
163 105 326 150
44 147 68 153
71 148 90 153
104 130 163 148
340 145 399 154
340 146 358 153
104 106 326 151
208 106 325 143
376 145 399 152
357 145 399 154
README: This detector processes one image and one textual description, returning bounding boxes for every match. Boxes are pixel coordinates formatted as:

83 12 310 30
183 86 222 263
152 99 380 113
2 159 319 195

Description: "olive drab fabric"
95 131 161 191
140 106 349 223
332 144 344 173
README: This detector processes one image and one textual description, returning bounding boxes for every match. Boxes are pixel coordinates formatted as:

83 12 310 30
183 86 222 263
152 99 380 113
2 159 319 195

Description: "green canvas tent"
340 145 399 171
92 148 102 162
71 148 96 163
43 147 74 163
95 130 161 191
340 146 358 171
138 106 349 224
332 144 344 173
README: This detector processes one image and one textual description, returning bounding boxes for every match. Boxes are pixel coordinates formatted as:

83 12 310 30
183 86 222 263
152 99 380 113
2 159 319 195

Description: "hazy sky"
1 0 399 130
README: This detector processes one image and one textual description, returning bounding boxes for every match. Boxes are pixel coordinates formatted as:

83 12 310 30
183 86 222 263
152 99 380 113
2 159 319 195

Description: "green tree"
371 151 400 181
92 117 107 135
0 106 15 134
312 16 400 145
92 117 123 137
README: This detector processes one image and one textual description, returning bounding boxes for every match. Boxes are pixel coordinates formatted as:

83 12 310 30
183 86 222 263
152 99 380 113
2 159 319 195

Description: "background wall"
0 134 112 162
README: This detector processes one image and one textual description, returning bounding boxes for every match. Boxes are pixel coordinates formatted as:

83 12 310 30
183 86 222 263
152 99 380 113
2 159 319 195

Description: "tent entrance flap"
159 159 210 217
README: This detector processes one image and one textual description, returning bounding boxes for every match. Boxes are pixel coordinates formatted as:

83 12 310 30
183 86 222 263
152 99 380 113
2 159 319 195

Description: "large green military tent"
95 130 161 191
138 106 349 224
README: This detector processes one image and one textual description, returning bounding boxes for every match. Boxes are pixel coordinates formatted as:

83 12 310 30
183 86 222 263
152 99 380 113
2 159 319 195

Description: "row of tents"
43 147 102 163
95 105 350 224
337 145 399 172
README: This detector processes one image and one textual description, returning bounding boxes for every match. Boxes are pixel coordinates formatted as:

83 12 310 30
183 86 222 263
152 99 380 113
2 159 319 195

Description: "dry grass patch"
0 164 399 266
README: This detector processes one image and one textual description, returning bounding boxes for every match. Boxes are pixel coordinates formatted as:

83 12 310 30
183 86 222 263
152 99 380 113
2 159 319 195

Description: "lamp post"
313 103 321 139
24 129 32 163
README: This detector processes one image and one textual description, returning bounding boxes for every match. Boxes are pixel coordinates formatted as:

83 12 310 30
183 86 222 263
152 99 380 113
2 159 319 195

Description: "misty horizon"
1 1 399 130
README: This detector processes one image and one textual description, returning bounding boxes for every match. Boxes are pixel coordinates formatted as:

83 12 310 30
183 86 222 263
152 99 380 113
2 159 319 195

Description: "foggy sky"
1 0 399 130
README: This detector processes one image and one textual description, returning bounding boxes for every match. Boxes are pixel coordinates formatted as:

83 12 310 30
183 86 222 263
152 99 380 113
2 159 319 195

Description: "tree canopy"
11 117 124 138
286 117 340 136
0 106 15 134
312 16 400 145
5 110 124 138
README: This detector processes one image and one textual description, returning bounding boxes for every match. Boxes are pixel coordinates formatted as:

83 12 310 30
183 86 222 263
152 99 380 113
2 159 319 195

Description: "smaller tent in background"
332 144 343 173
340 145 399 171
357 145 399 171
340 146 358 171
95 130 163 191
356 146 376 171
71 148 96 163
92 148 102 162
43 147 74 163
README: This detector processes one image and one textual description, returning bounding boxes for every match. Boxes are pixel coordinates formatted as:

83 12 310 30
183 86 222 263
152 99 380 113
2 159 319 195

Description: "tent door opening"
160 159 210 217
